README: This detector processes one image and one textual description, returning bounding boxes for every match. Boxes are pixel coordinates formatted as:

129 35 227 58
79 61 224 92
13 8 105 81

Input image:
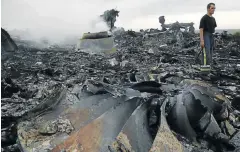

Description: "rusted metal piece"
63 94 126 130
52 118 103 152
111 101 153 152
150 99 184 152
52 97 141 152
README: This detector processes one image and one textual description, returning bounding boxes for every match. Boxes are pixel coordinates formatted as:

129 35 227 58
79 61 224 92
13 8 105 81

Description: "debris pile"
1 24 240 152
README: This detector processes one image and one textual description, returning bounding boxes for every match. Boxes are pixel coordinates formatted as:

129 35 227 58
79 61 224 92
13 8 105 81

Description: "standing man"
199 3 217 71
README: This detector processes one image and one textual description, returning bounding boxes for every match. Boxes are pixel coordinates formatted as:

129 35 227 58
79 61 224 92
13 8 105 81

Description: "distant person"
199 3 217 71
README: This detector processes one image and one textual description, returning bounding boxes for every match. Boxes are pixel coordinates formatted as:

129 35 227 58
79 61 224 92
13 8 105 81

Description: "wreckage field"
1 27 240 152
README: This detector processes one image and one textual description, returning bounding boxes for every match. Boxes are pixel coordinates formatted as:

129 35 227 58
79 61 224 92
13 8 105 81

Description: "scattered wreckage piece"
52 97 141 152
110 101 153 152
17 80 142 151
77 31 116 54
2 21 240 152
162 22 195 33
16 78 240 152
150 99 185 152
167 79 239 151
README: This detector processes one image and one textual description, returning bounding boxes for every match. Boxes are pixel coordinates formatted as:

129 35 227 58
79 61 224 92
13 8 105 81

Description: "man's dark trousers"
201 32 214 66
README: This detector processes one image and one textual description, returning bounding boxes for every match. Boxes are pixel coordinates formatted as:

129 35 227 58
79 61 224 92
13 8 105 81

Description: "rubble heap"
1 25 240 152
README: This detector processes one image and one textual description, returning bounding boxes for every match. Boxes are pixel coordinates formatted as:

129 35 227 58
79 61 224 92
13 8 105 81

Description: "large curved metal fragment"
52 97 141 152
167 94 197 141
150 99 185 152
110 101 153 152
1 28 18 52
17 83 132 151
180 79 230 104
17 84 68 151
182 91 207 128
77 31 116 55
188 89 222 115
181 79 230 120
16 79 234 152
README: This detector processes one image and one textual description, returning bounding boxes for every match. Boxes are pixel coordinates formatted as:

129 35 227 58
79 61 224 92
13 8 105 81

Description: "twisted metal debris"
1 22 240 152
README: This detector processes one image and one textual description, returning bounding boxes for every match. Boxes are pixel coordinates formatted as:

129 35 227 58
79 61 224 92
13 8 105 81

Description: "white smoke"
1 0 110 45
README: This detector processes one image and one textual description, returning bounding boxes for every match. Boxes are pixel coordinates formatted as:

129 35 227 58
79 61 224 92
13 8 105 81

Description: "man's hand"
200 40 204 48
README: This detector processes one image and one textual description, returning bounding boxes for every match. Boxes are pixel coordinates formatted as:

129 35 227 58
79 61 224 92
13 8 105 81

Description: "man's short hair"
207 3 215 9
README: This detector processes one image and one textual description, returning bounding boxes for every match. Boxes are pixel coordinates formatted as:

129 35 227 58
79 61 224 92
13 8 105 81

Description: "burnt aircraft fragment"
15 79 240 152
1 17 240 152
77 31 116 55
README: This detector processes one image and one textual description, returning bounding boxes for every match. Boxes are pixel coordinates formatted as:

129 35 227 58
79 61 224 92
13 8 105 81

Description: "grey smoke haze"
2 0 240 43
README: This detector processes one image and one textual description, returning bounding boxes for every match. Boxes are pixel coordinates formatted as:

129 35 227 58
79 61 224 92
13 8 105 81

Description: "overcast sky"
2 0 240 42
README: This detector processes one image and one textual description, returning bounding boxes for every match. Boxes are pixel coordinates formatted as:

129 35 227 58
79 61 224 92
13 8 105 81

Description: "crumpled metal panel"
17 84 68 152
77 32 116 55
150 99 184 152
110 101 153 152
17 81 132 152
17 78 234 152
167 94 197 141
52 97 141 152
180 79 230 104
167 79 231 143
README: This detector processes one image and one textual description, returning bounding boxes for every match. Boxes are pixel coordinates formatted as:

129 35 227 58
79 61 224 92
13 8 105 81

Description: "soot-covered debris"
1 23 240 152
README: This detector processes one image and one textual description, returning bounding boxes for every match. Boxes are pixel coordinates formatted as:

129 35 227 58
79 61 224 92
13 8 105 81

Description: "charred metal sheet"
188 89 223 116
204 114 222 137
84 79 141 99
22 83 67 120
190 84 229 104
180 79 230 103
64 94 126 130
167 94 197 141
130 81 162 94
181 91 207 128
52 97 141 152
17 85 128 151
110 101 153 152
150 99 184 152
